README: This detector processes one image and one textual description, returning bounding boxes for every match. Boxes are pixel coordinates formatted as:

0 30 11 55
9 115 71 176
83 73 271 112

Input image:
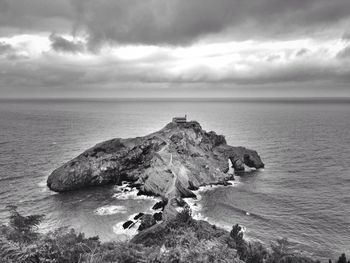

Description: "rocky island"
47 119 264 219
47 120 264 193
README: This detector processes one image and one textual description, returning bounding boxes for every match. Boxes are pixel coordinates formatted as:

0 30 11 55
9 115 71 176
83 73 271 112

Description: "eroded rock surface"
47 121 264 198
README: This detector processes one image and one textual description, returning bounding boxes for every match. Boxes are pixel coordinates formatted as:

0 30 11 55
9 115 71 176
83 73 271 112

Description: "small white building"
172 115 187 123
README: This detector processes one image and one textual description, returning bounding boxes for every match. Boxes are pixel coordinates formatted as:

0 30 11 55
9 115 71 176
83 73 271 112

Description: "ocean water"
0 99 349 260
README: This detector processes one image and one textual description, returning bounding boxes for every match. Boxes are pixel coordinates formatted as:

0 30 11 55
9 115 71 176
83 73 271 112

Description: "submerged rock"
123 220 134 229
134 213 144 220
47 120 264 197
153 212 163 221
152 199 168 211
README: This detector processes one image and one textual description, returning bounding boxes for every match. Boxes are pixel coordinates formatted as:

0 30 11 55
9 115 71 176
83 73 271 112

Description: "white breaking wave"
113 183 157 201
94 205 127 216
113 220 141 241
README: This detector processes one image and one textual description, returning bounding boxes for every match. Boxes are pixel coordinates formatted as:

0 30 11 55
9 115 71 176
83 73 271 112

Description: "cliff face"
47 121 264 198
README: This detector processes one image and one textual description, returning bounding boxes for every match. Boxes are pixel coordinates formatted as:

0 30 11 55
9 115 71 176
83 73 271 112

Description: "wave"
113 221 140 241
193 180 240 195
187 197 249 234
94 205 127 216
186 199 208 221
112 212 149 240
113 184 158 201
0 174 26 183
0 141 12 146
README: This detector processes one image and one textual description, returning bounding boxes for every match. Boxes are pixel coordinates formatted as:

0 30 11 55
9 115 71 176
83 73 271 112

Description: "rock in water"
123 220 134 229
47 121 264 197
153 212 163 221
152 200 168 210
134 213 144 220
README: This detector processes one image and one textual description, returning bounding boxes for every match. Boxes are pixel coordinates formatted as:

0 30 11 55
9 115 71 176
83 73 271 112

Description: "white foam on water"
192 180 240 196
244 165 256 172
112 212 148 240
187 198 208 221
38 179 47 188
94 205 127 216
113 221 141 241
113 184 158 201
38 177 58 194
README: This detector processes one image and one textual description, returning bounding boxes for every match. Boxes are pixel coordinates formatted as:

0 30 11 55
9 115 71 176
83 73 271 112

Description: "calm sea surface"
0 99 349 260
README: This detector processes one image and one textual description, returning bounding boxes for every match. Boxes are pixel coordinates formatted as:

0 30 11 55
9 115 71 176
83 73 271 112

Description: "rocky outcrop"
138 214 156 231
153 212 162 221
47 121 264 197
152 200 168 211
123 220 134 229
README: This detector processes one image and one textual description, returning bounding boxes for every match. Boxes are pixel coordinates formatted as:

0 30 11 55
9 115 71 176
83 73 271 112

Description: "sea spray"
113 182 159 201
94 205 127 216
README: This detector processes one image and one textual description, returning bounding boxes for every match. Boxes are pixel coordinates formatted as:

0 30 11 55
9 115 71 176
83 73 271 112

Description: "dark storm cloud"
49 34 85 53
0 0 350 98
1 0 350 46
0 0 73 35
69 0 350 47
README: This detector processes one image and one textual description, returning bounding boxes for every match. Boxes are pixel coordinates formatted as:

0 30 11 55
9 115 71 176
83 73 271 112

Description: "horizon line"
1 96 350 103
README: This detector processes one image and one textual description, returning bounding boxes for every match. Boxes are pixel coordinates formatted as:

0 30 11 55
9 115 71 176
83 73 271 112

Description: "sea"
0 98 349 261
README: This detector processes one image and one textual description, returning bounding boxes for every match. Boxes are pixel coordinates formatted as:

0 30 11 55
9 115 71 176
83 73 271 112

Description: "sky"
0 0 350 98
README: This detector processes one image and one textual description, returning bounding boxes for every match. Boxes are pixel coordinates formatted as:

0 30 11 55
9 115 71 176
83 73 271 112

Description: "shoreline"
113 178 243 239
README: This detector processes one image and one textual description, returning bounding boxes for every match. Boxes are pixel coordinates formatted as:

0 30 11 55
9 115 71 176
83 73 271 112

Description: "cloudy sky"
1 0 350 98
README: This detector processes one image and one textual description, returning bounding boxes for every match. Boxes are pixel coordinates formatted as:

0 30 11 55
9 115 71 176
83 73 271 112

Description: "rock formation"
47 121 264 198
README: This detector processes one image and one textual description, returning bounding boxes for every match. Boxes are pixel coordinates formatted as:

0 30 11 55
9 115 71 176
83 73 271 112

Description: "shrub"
0 206 348 263
229 224 247 259
245 242 268 263
3 205 44 244
268 238 294 263
337 253 347 263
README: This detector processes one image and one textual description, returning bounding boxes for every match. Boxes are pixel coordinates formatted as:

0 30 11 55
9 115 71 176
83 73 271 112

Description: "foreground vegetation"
0 206 348 263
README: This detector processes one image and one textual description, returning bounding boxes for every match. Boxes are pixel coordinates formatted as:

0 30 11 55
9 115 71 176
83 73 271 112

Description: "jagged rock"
153 212 163 221
152 199 168 210
137 188 157 197
123 220 134 229
134 213 144 220
174 197 187 207
47 120 264 197
216 180 232 186
188 180 199 191
230 155 245 172
138 214 156 231
175 179 196 198
127 182 142 188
